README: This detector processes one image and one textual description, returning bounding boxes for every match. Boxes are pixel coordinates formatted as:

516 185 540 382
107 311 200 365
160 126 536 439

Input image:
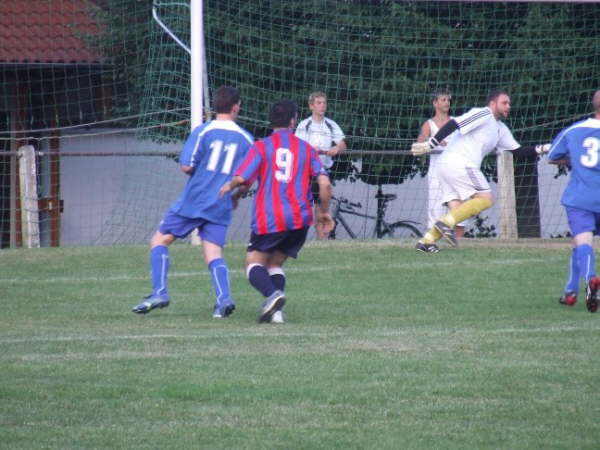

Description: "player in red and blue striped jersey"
132 86 254 318
220 100 334 323
548 89 600 312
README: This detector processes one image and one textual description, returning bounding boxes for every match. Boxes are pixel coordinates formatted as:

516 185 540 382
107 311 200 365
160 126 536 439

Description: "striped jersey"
438 106 519 168
548 117 600 212
235 129 327 234
169 119 254 224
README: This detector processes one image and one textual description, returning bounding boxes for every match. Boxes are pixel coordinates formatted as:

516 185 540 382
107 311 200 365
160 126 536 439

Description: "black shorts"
247 227 309 258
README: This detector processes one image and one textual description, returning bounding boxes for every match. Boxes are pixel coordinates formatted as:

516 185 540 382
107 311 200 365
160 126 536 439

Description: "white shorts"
427 170 446 229
435 161 491 205
428 167 469 228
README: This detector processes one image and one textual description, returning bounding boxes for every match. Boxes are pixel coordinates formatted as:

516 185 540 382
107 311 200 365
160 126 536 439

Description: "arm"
179 126 203 171
308 144 335 234
411 119 459 156
231 182 251 209
220 144 260 197
549 156 570 166
547 129 569 163
218 175 246 197
431 119 459 146
494 122 549 158
413 108 495 156
326 139 347 157
508 144 550 157
315 174 334 234
416 121 431 143
325 121 347 157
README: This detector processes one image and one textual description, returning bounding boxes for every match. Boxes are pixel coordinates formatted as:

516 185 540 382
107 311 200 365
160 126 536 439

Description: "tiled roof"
0 0 102 64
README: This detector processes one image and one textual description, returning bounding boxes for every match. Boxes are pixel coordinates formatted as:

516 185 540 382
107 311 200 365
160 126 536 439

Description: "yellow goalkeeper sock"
421 227 442 244
441 197 493 227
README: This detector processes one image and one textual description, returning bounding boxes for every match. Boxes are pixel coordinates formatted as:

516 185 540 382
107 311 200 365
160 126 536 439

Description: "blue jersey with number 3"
169 120 254 223
548 118 600 213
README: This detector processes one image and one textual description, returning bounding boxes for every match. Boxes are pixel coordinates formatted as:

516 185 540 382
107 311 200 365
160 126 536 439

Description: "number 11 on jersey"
207 140 238 174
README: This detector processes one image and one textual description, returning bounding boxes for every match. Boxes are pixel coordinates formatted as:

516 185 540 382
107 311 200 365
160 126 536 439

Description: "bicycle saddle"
376 193 397 202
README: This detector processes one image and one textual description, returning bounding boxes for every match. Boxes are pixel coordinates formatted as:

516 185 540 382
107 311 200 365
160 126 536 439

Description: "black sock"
270 273 286 292
248 264 276 298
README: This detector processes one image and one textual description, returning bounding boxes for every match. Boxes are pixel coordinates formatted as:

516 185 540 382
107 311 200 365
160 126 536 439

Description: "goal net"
1 0 599 246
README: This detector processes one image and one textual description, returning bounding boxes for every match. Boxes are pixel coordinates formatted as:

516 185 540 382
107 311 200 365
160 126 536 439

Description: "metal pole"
190 0 203 130
190 0 203 245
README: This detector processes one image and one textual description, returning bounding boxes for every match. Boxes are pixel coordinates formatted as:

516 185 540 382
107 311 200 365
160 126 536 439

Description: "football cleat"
434 221 457 247
585 276 600 313
270 310 285 324
258 290 285 323
559 291 577 306
415 241 440 253
213 301 236 318
132 294 170 314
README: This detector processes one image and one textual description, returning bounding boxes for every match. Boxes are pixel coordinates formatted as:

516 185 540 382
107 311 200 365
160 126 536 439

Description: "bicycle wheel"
383 221 423 238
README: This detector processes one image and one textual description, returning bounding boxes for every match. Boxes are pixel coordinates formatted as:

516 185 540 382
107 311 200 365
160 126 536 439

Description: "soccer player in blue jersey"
548 89 600 313
219 100 334 323
132 86 254 318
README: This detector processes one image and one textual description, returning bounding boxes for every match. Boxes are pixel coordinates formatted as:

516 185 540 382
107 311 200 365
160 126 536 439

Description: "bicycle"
329 188 423 239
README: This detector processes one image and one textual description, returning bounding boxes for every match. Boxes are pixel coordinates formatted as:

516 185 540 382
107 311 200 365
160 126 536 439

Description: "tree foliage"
88 0 600 185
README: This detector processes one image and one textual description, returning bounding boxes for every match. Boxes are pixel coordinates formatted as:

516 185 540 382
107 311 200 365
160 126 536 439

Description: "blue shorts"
247 227 309 258
566 206 600 237
159 211 228 247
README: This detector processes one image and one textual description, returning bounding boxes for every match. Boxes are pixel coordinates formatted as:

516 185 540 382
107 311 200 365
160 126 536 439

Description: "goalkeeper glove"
535 143 551 155
410 137 439 156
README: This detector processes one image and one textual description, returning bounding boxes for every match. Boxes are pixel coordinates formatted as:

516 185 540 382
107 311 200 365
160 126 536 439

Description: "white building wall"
53 132 569 246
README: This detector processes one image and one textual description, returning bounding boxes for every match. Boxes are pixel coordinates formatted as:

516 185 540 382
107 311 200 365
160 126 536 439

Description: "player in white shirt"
411 89 550 251
415 90 465 253
295 91 346 239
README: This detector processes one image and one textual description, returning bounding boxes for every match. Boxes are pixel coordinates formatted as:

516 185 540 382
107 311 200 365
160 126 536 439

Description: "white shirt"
428 117 455 164
295 116 345 169
439 106 519 168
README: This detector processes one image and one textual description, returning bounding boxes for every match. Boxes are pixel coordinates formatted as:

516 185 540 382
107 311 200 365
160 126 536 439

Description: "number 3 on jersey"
207 140 238 174
581 137 600 168
275 147 293 182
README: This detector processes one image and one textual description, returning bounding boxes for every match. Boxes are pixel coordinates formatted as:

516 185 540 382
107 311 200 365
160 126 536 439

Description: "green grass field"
2 240 600 449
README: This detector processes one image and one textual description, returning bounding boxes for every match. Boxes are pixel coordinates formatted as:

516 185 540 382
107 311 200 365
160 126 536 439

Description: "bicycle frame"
332 205 378 239
332 202 390 239
331 190 422 239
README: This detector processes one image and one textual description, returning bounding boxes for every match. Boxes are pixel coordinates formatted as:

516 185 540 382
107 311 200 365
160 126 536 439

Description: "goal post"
151 0 206 245
18 145 40 248
189 0 204 246
497 151 519 239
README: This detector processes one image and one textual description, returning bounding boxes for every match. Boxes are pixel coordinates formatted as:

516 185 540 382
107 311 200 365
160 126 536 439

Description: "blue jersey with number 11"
169 120 254 224
548 118 600 213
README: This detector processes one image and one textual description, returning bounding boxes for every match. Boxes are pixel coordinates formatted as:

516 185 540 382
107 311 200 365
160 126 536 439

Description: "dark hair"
269 100 298 128
432 89 452 102
486 89 509 104
213 86 240 114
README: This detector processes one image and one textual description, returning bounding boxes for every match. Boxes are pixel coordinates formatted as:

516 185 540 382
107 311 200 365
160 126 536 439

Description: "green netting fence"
0 0 599 246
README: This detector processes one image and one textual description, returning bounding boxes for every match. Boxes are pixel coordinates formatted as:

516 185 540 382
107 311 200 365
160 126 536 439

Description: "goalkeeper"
411 89 549 251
